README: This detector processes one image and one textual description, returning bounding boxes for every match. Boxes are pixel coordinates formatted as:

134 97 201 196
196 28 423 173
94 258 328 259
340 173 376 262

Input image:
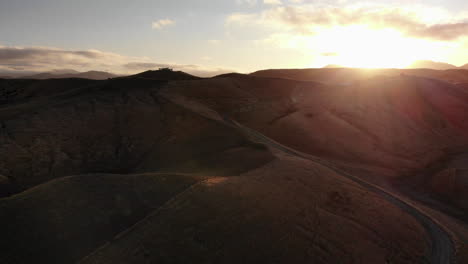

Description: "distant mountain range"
2 60 468 81
323 64 344 69
24 70 118 80
0 70 119 80
408 60 468 70
324 60 468 70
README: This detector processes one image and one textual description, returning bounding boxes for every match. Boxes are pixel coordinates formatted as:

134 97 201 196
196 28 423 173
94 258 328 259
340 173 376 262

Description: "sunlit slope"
163 73 468 224
80 156 430 264
164 74 468 179
1 71 467 263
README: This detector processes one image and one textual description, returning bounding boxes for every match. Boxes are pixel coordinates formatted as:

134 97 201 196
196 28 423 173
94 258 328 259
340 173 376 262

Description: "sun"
315 25 438 68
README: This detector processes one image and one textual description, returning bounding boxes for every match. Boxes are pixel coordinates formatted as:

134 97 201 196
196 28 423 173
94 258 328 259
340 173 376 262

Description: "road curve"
223 116 455 264
78 113 455 264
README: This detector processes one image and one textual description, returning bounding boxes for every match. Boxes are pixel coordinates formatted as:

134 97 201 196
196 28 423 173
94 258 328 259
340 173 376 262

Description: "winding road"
222 116 455 264
78 110 456 264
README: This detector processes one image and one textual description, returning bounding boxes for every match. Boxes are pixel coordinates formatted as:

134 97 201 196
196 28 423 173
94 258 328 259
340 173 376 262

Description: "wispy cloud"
0 46 235 77
151 19 175 30
264 0 282 5
236 0 257 7
0 46 129 72
208 39 221 45
227 4 468 41
321 52 338 57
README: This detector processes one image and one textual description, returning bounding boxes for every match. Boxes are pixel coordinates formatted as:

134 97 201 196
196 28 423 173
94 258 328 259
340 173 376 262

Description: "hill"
0 70 468 263
323 64 345 68
128 69 201 80
408 60 458 70
251 67 468 84
320 60 466 71
21 70 118 80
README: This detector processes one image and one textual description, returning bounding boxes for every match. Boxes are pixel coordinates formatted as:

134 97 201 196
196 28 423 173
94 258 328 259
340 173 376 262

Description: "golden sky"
227 2 468 69
2 0 468 75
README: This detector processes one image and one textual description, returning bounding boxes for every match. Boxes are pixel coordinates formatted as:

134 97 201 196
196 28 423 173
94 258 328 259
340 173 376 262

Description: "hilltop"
127 68 201 80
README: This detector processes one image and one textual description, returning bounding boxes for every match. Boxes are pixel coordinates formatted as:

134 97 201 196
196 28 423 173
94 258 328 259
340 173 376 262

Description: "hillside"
408 60 458 70
128 69 201 80
0 69 468 263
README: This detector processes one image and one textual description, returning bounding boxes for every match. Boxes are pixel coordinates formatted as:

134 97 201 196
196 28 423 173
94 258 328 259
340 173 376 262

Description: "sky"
2 0 468 76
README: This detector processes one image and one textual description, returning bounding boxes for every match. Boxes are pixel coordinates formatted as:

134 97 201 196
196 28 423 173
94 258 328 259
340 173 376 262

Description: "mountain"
323 64 345 68
1 69 468 263
252 67 468 84
20 70 118 80
407 60 458 70
321 60 465 70
127 69 201 80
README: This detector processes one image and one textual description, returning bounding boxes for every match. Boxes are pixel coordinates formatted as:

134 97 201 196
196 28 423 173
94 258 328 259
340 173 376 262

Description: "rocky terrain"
1 68 468 263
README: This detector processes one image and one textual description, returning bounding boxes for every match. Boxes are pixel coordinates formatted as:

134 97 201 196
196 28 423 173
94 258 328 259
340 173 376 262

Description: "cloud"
226 13 258 25
236 0 257 7
123 62 169 70
321 52 338 56
0 48 100 61
417 23 468 41
264 0 282 5
151 19 175 30
208 39 221 45
0 46 129 72
227 4 468 41
0 46 235 77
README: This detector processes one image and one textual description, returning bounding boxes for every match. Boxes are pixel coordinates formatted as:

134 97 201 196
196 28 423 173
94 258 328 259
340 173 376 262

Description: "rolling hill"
0 68 467 263
407 60 458 70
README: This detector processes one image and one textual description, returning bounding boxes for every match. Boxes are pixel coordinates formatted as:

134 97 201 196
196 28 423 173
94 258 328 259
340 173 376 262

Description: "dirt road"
224 117 455 264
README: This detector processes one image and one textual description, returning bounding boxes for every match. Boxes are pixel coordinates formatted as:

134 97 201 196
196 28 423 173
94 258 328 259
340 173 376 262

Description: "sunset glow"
313 26 437 68
1 1 468 75
2 1 468 263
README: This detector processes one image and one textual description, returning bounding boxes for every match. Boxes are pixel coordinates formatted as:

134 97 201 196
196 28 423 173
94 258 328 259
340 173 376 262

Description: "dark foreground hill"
1 69 468 263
